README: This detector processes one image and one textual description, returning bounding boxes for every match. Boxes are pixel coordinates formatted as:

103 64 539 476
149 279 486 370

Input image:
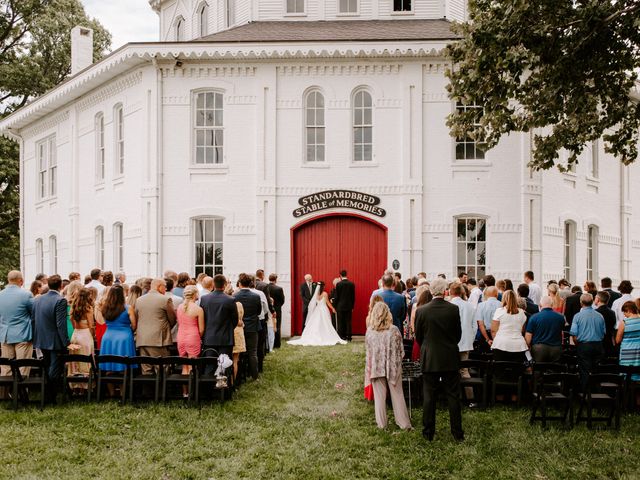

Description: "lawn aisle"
1 343 639 480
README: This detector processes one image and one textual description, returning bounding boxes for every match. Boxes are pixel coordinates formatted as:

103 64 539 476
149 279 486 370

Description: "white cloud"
81 0 159 50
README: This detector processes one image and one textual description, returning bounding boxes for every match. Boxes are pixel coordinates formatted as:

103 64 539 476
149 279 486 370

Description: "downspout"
152 56 164 275
6 128 24 273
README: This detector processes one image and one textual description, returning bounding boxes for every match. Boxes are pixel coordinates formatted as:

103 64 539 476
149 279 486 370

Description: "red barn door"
291 213 387 336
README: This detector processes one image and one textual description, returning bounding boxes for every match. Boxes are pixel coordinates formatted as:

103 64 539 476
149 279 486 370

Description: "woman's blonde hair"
502 290 520 315
65 281 84 302
369 302 393 331
182 285 199 310
366 295 385 329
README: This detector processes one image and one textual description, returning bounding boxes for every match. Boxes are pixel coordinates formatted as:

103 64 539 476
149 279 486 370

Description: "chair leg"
614 392 621 430
97 374 102 402
587 394 593 429
40 379 45 410
162 376 167 402
530 400 537 425
541 398 547 429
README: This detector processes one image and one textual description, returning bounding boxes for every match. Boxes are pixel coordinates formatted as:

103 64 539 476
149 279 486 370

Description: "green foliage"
0 0 111 284
1 343 639 479
446 0 640 171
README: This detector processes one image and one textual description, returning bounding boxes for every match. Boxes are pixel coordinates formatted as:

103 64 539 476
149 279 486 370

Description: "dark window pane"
477 219 486 241
457 219 466 241
456 143 465 160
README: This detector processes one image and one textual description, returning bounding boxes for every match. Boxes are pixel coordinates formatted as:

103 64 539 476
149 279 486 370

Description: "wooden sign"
293 190 386 218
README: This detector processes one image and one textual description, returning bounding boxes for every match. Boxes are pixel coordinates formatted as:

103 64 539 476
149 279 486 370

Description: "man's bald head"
201 276 214 292
7 270 23 286
484 286 498 299
540 296 553 309
304 274 312 282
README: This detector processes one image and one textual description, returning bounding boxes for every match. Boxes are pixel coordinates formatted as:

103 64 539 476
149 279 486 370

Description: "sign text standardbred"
293 190 386 218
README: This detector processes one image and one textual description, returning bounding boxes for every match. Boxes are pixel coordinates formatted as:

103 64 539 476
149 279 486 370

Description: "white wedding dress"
289 286 347 346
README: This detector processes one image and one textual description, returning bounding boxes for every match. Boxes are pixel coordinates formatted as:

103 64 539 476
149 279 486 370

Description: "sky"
81 0 159 50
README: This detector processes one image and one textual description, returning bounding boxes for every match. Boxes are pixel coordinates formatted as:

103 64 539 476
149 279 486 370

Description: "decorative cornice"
161 66 256 77
423 224 453 233
21 110 70 139
225 224 255 235
376 98 402 108
277 64 402 76
76 71 143 112
633 240 640 249
163 225 189 236
424 62 449 74
543 226 563 237
226 95 257 105
256 184 423 196
276 99 302 109
422 92 448 102
600 234 621 246
522 184 543 196
490 224 522 233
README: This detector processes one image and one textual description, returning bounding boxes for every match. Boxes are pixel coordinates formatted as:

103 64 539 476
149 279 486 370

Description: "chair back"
595 363 621 374
61 354 95 368
589 373 624 390
12 358 45 381
540 372 578 392
460 359 491 375
96 355 131 371
532 362 567 374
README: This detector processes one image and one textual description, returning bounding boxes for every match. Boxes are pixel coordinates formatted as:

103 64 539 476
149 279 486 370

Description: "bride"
289 282 347 346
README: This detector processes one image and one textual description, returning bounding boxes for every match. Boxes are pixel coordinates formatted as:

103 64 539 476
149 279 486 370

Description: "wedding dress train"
288 286 347 346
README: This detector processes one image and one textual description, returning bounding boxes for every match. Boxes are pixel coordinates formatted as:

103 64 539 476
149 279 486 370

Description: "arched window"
175 17 184 41
193 218 223 277
305 90 325 163
198 3 208 36
49 235 57 274
95 112 105 181
35 238 44 274
587 225 598 281
95 226 104 269
225 0 235 27
456 217 487 279
353 89 373 162
194 91 224 164
113 222 124 272
564 221 576 283
114 104 124 175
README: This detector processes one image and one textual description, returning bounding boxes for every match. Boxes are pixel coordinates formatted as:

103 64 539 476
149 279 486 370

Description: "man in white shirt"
250 277 270 373
611 280 634 329
449 282 477 401
196 276 214 305
86 268 105 297
467 278 482 309
524 270 542 306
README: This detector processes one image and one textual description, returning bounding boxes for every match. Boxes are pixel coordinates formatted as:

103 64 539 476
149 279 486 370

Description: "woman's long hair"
70 288 94 324
369 302 393 331
502 290 519 315
101 285 126 321
182 285 198 311
416 288 433 307
126 285 142 310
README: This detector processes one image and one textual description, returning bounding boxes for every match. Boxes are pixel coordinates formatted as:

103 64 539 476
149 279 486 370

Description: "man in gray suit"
135 278 176 373
32 275 69 404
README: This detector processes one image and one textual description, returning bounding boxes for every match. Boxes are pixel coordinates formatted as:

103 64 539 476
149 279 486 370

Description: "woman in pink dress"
176 285 205 397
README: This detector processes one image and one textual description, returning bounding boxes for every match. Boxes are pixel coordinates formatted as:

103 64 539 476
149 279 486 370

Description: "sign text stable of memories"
293 190 386 218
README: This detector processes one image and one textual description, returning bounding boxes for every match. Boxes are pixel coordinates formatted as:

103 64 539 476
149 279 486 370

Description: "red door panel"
291 214 387 336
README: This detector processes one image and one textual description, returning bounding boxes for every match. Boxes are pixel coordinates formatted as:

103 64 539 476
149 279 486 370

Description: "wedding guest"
449 282 477 401
67 288 95 392
414 278 463 441
570 293 605 390
617 301 640 384
594 291 617 358
135 278 177 373
115 272 126 285
86 268 105 297
68 272 81 282
255 270 275 352
126 285 142 310
199 276 214 299
377 274 407 337
525 296 564 362
524 271 542 305
232 300 246 379
98 285 137 372
64 281 84 344
365 302 412 430
504 279 514 292
102 271 114 288
163 270 178 284
335 270 356 342
83 275 91 285
366 295 384 330
600 277 621 308
176 286 204 397
612 280 634 330
249 276 270 372
467 278 482 308
234 274 262 380
583 281 598 299
517 284 540 316
558 279 572 301
29 280 44 297
195 272 207 296
547 283 565 314
564 285 583 327
409 288 432 363
491 290 529 363
165 278 184 308
32 275 69 404
267 274 285 349
140 277 152 295
300 274 314 329
475 286 501 352
35 273 48 283
0 271 34 392
200 275 238 360
94 287 110 350
173 272 190 298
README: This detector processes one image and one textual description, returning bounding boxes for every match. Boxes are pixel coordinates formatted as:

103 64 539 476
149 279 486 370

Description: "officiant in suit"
300 274 315 329
335 270 355 341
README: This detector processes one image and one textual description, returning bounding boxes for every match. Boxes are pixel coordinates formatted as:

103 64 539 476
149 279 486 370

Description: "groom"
299 274 316 330
335 270 355 341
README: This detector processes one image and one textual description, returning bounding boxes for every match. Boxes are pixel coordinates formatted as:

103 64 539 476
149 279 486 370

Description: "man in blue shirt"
525 296 565 362
0 270 34 389
475 286 501 352
569 293 605 390
377 274 407 336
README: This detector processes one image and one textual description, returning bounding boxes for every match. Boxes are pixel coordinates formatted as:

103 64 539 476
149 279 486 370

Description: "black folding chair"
491 361 527 407
620 366 640 412
161 356 196 402
95 355 130 404
0 358 15 406
194 356 227 404
129 356 163 402
530 372 579 428
13 358 47 410
61 354 95 402
459 359 491 408
576 373 624 429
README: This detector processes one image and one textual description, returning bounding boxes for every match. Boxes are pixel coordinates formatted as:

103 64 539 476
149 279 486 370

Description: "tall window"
564 221 575 283
225 0 235 26
114 104 124 175
49 235 57 274
340 0 357 13
287 0 304 13
194 91 224 164
35 239 44 274
587 225 598 281
175 17 184 41
590 140 599 178
393 0 412 11
305 90 325 163
353 89 373 162
456 217 486 279
198 3 208 36
95 113 105 181
37 135 57 199
95 226 104 269
455 102 486 160
113 223 123 272
194 218 223 276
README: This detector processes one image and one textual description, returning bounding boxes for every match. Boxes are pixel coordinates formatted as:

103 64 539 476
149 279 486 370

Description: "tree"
0 0 111 285
446 0 640 171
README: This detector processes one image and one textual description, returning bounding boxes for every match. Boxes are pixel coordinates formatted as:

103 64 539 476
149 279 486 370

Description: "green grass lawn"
1 343 639 480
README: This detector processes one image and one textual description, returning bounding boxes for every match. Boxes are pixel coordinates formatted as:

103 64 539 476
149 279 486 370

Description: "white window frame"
36 135 57 200
193 90 224 165
590 140 599 179
352 89 373 162
286 0 305 14
95 112 105 182
587 225 598 281
35 238 44 274
95 226 104 269
49 235 57 274
455 217 487 280
339 0 358 14
192 217 224 277
304 89 325 164
175 16 185 41
114 104 124 176
455 102 486 161
392 0 413 13
113 222 124 272
564 221 576 284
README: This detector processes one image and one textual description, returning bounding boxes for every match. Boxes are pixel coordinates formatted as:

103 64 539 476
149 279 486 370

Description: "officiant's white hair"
430 278 448 297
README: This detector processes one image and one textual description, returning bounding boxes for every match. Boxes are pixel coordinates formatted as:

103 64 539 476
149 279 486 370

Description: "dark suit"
335 278 355 341
596 304 618 358
233 289 262 379
200 290 238 360
564 292 582 327
300 281 315 329
414 297 463 440
604 288 622 308
524 298 540 316
32 291 69 403
267 282 285 348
